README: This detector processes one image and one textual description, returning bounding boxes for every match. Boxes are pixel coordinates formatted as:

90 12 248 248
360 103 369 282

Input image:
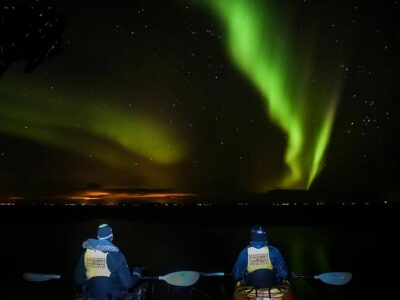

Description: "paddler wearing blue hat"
74 224 142 299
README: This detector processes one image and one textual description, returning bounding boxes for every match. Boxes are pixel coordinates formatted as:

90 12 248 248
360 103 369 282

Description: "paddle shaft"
200 272 231 277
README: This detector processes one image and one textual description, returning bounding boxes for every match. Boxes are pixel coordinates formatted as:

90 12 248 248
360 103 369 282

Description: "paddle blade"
160 271 200 287
314 272 352 285
23 273 61 282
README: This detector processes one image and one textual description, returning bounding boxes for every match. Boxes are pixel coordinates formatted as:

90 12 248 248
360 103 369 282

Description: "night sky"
0 0 399 195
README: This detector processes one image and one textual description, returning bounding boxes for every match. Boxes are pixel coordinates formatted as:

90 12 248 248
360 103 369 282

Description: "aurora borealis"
0 0 399 195
207 0 342 188
0 4 399 300
0 80 186 165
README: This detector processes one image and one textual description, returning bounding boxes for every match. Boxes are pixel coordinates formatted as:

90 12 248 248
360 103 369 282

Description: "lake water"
0 202 397 299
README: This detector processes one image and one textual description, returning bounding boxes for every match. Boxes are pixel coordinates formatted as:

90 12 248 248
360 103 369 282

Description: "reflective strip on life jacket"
84 249 111 279
247 246 273 273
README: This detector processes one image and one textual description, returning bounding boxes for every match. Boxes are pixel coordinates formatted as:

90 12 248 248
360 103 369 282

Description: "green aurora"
0 79 187 169
0 0 349 192
207 0 343 189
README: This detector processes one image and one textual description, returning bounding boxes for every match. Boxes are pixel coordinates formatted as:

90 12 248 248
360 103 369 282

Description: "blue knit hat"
251 225 267 242
97 224 113 241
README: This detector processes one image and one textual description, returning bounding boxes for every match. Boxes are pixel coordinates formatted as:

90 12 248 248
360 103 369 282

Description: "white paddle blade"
23 273 61 282
314 272 352 285
160 271 200 286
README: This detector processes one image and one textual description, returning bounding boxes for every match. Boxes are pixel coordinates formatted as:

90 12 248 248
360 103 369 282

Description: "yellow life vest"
247 246 273 273
84 249 111 279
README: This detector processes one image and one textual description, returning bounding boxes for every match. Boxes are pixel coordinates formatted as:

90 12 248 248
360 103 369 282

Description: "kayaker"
232 225 291 289
74 224 141 300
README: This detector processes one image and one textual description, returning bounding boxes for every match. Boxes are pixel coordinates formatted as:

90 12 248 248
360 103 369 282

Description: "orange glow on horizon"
65 190 197 203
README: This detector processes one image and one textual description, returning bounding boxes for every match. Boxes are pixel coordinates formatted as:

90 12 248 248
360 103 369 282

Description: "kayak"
233 280 294 300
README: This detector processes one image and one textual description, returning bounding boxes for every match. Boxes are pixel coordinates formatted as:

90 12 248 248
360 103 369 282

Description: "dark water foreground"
0 202 398 300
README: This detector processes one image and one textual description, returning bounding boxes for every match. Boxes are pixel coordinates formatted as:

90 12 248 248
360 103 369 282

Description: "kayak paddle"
24 270 351 286
294 272 352 285
24 270 200 287
23 273 61 282
142 271 200 287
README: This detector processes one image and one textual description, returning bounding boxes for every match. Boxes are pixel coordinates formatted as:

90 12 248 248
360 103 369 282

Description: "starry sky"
0 0 399 195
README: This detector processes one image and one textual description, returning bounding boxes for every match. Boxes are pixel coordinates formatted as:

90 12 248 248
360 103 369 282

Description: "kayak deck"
233 281 294 300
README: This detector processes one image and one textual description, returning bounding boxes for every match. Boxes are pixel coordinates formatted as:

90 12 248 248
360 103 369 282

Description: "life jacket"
246 246 279 288
84 248 111 279
247 246 273 273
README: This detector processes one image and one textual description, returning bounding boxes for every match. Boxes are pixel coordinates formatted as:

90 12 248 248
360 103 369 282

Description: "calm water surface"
0 203 396 300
